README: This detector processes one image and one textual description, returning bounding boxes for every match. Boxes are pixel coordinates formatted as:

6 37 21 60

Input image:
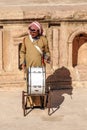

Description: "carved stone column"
53 28 59 70
68 42 72 67
46 28 53 74
59 22 68 67
0 30 3 71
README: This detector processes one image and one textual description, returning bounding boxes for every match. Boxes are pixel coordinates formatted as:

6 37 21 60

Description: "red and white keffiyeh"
28 21 43 35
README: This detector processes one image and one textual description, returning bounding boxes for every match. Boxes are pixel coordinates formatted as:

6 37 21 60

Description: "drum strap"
34 45 43 55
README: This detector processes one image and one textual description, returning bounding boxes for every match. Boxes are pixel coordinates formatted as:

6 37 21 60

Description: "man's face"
29 28 39 38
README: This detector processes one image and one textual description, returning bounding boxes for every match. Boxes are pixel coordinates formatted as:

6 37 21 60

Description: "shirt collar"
29 35 39 42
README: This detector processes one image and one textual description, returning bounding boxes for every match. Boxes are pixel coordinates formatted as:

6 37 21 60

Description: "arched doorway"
72 33 87 67
78 42 87 65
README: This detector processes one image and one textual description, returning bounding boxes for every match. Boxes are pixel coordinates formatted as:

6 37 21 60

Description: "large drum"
27 67 46 94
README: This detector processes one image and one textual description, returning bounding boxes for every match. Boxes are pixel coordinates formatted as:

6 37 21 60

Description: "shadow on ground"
46 66 73 115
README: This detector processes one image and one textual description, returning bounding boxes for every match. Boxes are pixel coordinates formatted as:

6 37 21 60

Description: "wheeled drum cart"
22 67 47 116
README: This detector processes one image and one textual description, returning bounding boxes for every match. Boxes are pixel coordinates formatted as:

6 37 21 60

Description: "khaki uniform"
20 35 50 67
20 35 50 107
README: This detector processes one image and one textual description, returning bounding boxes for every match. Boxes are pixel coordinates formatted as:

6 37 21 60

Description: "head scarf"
28 21 43 35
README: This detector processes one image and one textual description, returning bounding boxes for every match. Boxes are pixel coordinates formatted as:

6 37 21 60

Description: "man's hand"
21 64 26 70
45 56 50 64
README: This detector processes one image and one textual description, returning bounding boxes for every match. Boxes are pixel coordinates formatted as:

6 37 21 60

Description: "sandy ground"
0 86 87 130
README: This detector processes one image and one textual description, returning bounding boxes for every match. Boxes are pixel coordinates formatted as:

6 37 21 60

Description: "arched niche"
13 32 28 67
78 42 87 65
73 33 87 67
13 36 25 71
68 28 87 67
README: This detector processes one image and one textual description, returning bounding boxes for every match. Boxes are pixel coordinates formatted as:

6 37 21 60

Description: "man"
20 21 50 69
20 21 50 108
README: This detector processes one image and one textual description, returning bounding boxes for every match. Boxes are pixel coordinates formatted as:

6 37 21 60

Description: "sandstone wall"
0 4 87 88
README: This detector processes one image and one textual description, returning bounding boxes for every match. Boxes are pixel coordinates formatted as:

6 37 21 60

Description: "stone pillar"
3 30 15 71
13 43 19 71
0 30 3 71
68 42 72 67
53 28 59 70
46 28 53 72
59 22 68 67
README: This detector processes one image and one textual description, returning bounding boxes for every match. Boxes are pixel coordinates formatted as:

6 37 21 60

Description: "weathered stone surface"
0 4 87 20
0 0 87 5
0 1 87 87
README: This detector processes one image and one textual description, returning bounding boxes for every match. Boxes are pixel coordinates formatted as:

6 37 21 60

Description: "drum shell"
27 67 46 94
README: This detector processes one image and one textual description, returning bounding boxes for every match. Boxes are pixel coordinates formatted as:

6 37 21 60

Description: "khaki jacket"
20 35 50 68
